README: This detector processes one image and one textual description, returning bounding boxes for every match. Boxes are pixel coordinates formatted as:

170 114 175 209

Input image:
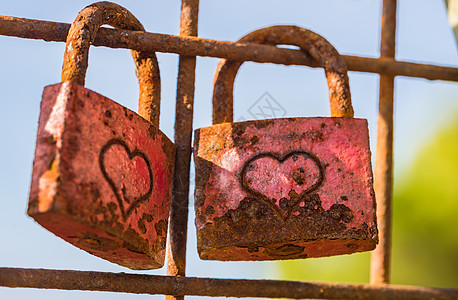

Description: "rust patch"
197 192 375 260
153 219 168 254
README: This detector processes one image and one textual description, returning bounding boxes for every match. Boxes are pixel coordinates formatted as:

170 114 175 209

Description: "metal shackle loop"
212 25 354 124
61 1 161 127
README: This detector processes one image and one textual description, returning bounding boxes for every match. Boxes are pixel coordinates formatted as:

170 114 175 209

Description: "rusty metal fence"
0 0 457 299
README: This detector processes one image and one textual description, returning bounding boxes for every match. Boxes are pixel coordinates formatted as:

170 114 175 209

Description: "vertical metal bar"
166 0 199 299
370 0 397 285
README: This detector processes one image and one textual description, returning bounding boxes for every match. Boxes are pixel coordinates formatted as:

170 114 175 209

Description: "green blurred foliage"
277 116 458 287
391 116 458 288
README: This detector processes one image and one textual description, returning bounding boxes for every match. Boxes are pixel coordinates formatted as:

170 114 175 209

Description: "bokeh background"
0 0 457 299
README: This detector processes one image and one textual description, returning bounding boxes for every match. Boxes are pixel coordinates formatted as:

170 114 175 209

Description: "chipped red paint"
194 26 377 261
27 2 173 270
28 82 175 269
194 118 377 260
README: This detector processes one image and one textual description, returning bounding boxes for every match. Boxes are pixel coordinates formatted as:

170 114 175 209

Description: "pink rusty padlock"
194 26 378 261
27 2 175 269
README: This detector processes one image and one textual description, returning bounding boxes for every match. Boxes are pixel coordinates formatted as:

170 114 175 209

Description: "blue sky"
0 0 457 299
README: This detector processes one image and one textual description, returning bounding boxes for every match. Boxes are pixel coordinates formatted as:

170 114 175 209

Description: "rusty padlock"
27 2 175 269
194 26 378 261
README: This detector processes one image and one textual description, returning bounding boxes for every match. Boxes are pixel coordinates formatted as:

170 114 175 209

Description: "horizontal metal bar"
1 16 458 81
0 267 457 299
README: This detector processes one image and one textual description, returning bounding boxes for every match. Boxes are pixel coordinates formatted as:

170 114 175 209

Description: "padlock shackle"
212 26 354 124
61 1 161 127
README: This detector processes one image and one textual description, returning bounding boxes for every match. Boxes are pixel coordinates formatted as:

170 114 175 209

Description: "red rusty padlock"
194 26 378 261
27 2 175 269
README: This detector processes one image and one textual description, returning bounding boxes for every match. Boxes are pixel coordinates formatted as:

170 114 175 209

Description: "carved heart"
99 138 153 220
240 151 324 220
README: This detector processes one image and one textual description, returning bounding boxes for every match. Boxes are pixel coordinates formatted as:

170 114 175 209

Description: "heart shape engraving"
240 150 325 220
99 138 154 220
